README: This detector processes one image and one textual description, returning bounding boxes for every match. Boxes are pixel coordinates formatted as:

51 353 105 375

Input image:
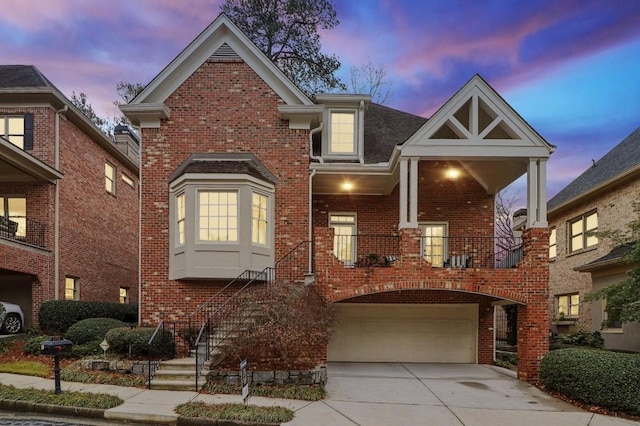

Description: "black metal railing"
146 320 194 389
333 234 400 267
0 216 47 248
421 236 524 269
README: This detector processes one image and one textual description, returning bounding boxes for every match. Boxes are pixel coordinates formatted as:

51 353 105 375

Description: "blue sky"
1 0 639 198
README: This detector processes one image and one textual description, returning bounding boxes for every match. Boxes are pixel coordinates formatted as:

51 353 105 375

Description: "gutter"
54 105 68 300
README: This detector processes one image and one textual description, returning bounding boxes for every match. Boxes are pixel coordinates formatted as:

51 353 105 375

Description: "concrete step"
150 379 203 391
158 358 197 371
154 369 204 381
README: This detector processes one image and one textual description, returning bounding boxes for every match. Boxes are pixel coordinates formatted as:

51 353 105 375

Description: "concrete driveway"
284 363 639 426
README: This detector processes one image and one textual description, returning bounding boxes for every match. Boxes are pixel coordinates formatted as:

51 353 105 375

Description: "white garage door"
328 303 478 363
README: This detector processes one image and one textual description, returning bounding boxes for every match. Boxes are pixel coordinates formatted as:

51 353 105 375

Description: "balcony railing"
0 216 47 249
332 234 523 269
333 234 400 267
422 236 523 269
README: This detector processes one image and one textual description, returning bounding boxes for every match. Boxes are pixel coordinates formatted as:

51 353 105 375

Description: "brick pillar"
517 227 550 383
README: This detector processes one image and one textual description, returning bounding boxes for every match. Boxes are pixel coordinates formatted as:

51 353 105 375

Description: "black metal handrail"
421 236 524 269
0 216 47 248
333 234 400 267
146 320 192 389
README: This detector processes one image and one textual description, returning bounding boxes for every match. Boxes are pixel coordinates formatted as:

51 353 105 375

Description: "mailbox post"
41 337 73 394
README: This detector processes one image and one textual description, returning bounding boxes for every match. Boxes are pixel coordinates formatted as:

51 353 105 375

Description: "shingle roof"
548 126 640 211
363 103 427 164
0 65 54 88
168 153 277 184
574 243 636 272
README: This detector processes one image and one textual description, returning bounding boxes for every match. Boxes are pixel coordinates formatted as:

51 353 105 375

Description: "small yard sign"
240 359 249 404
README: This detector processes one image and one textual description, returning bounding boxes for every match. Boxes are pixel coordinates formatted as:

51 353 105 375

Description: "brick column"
517 227 550 382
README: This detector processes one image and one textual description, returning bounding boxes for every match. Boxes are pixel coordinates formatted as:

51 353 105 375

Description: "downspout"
308 121 323 275
358 100 365 164
135 125 142 326
54 105 68 300
308 170 316 275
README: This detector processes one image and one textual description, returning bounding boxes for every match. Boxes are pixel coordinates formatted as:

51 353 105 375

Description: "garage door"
328 303 477 363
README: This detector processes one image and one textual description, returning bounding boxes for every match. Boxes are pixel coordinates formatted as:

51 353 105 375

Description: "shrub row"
39 300 137 334
540 348 640 415
550 330 604 350
106 327 174 357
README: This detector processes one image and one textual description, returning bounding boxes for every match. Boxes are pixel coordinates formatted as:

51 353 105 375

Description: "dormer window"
329 110 356 155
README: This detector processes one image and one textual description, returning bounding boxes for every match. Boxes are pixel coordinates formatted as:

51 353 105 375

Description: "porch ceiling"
311 157 527 196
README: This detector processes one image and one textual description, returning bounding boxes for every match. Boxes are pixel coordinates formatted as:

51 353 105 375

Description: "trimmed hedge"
540 348 640 415
65 318 128 345
39 300 137 333
105 327 174 357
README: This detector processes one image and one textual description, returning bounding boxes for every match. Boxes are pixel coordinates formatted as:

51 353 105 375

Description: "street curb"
0 398 105 419
1 400 282 425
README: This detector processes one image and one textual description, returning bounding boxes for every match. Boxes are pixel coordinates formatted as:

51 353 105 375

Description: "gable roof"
363 103 427 164
548 126 640 213
130 13 312 110
574 242 636 272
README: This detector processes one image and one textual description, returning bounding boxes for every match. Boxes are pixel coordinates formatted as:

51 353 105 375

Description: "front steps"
150 358 209 391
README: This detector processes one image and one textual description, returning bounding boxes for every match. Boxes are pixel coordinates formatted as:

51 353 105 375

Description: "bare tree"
347 60 392 104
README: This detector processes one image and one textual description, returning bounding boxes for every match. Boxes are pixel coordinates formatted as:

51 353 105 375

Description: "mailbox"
41 338 73 356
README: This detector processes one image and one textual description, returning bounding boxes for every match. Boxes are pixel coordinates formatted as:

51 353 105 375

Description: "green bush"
39 300 137 334
540 348 640 415
64 318 127 345
105 327 174 357
550 330 604 350
23 335 56 355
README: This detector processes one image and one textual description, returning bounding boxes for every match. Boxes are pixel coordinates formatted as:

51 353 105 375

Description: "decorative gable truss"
400 75 555 229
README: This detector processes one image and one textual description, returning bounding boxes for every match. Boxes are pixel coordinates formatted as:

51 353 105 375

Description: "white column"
399 158 409 228
409 157 419 227
527 159 538 229
535 159 548 227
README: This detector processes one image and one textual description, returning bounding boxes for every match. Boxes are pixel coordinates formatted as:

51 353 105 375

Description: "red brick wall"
139 59 309 324
57 117 139 303
0 104 139 323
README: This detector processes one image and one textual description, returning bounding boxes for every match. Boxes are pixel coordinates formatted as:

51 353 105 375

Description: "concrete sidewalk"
1 364 639 425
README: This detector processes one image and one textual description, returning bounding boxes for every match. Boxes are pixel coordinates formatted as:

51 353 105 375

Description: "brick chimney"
114 125 140 165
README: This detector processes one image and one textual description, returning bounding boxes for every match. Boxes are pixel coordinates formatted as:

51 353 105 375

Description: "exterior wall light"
446 168 460 180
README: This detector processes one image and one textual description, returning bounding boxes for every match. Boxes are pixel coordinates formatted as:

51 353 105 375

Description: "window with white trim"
329 111 356 155
0 114 33 150
252 192 268 245
105 162 116 194
569 211 597 252
119 287 129 304
330 214 356 265
176 193 186 246
65 277 79 300
122 173 134 187
556 293 579 319
421 223 447 267
549 227 557 258
198 191 238 242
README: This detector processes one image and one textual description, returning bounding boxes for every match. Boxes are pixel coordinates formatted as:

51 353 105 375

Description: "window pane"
571 235 583 251
198 191 238 242
570 220 582 236
7 135 24 149
586 213 597 231
252 193 268 245
586 234 598 247
7 117 23 134
330 112 355 154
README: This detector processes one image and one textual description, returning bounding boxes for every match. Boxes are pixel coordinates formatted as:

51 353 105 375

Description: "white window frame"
176 192 186 246
569 211 598 253
556 293 579 319
122 173 134 188
105 162 116 194
119 287 129 304
420 222 448 267
329 213 357 266
326 109 358 158
0 115 25 149
252 191 269 246
549 227 557 259
197 190 238 243
65 277 79 300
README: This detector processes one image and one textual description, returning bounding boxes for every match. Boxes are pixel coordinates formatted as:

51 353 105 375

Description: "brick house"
547 126 640 352
122 15 554 381
0 65 139 329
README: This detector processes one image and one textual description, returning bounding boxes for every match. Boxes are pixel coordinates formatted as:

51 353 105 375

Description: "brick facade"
0 100 139 326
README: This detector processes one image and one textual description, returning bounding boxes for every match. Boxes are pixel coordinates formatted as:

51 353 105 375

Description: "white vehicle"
0 301 24 334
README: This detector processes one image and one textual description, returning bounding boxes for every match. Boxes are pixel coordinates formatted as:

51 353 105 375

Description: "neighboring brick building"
0 66 139 329
548 127 640 352
122 14 554 381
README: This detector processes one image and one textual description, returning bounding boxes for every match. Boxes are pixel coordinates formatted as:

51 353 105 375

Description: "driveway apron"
284 363 638 426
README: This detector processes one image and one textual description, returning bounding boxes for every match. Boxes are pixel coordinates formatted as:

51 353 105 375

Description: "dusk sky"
2 0 639 198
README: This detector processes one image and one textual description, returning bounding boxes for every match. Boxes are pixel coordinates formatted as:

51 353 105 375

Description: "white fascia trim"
0 137 63 182
315 93 371 105
278 105 323 130
132 15 312 107
119 103 170 128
